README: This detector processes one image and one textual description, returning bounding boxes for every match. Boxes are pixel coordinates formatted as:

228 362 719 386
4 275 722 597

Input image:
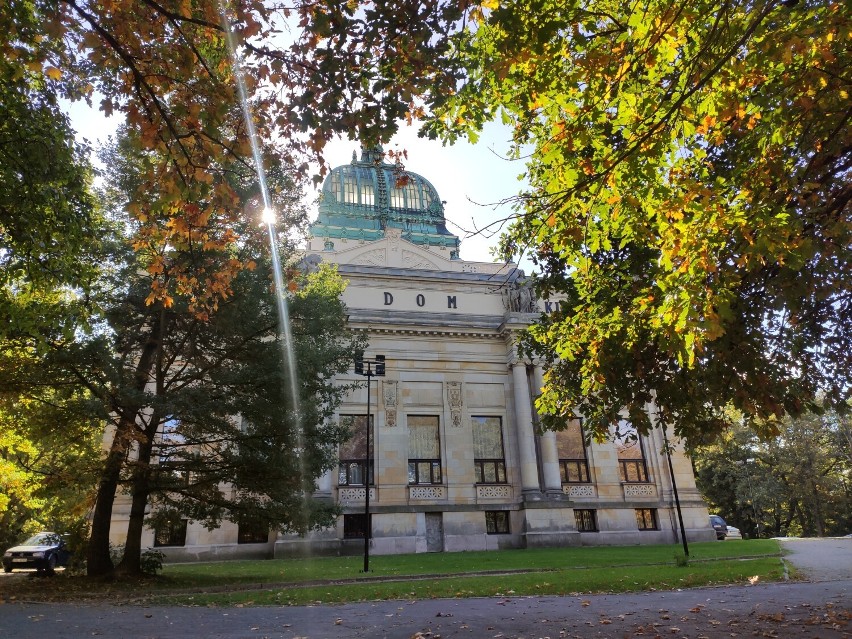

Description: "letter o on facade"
416 294 426 307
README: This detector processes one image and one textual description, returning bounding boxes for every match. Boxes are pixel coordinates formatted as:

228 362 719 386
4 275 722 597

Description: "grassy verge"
160 539 782 587
157 557 785 607
1 540 789 606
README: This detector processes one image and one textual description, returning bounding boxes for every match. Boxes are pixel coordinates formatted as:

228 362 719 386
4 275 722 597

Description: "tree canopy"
694 408 852 537
3 1 849 561
290 0 851 442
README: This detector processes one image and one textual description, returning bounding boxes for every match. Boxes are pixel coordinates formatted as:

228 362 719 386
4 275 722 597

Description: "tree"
694 409 852 537
0 117 364 577
84 129 362 576
1 26 110 554
0 375 102 555
290 0 851 442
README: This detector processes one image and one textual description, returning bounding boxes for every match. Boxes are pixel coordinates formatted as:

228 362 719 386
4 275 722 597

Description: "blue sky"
67 101 528 266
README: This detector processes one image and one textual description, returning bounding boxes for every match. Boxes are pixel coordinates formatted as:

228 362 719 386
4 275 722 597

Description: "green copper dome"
310 146 460 256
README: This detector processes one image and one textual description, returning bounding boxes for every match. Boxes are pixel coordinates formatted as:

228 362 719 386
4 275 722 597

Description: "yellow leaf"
45 66 62 80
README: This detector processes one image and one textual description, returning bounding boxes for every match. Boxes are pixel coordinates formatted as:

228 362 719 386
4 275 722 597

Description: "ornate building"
115 147 714 560
270 147 716 556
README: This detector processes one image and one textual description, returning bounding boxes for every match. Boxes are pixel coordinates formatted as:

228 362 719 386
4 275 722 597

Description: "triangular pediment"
326 228 452 270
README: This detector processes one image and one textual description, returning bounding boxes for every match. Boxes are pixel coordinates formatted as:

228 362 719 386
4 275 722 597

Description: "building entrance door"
425 513 444 552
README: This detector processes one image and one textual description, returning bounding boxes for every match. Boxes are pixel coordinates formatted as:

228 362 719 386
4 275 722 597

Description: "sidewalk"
1 578 848 638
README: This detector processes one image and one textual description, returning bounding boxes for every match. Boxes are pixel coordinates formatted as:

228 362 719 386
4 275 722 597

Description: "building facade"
113 147 715 561
269 147 715 557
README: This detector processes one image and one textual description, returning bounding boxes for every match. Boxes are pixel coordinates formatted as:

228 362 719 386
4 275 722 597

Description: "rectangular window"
485 511 510 534
237 521 269 544
615 420 649 482
342 169 358 204
153 519 188 547
574 509 598 532
408 415 442 485
338 415 374 486
635 508 658 531
472 416 506 484
359 182 374 207
556 418 591 483
343 514 368 539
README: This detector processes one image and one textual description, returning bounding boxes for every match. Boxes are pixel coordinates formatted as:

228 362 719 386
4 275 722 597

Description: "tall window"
635 508 658 531
472 416 506 484
338 415 374 486
408 415 441 485
556 418 591 483
614 420 649 482
156 417 190 487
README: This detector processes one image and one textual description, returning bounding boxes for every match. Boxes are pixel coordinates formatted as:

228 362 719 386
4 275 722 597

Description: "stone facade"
264 230 715 558
112 148 715 561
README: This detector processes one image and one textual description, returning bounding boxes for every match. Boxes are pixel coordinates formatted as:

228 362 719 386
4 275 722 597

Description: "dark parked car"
709 515 728 540
2 532 70 574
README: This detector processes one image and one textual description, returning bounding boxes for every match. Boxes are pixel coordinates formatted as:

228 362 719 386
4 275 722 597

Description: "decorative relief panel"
623 483 658 498
402 250 439 270
446 381 463 427
408 486 447 500
386 227 402 252
338 487 376 503
353 249 386 267
383 380 398 427
563 484 596 499
476 485 512 500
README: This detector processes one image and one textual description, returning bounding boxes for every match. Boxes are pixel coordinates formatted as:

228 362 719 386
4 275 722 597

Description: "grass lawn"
1 540 790 606
152 540 787 606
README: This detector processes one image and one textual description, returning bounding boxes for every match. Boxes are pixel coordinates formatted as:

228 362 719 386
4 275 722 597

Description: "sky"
66 101 530 267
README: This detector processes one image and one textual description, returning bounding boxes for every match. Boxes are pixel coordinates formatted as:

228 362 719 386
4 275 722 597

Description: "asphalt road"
0 539 848 639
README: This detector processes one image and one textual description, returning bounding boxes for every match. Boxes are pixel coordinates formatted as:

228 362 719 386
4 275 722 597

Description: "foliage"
292 0 851 443
694 409 852 537
7 1 848 444
140 548 166 575
0 392 101 554
0 114 364 577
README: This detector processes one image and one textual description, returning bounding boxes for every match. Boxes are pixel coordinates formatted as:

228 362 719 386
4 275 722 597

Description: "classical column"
533 366 563 495
511 362 541 496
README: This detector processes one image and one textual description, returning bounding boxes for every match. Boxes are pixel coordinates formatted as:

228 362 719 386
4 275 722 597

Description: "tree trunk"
87 315 163 577
87 421 134 577
117 428 156 576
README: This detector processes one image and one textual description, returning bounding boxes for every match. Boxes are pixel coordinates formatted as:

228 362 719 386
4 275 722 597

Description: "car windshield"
22 533 58 546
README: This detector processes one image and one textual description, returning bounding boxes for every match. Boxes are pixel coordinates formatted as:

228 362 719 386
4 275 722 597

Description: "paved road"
778 536 852 581
0 539 848 638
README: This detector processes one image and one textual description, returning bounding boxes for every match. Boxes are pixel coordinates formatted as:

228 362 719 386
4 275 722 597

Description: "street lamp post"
661 424 689 557
354 354 385 572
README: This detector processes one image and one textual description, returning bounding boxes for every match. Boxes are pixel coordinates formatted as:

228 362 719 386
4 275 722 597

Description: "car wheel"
45 554 57 576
